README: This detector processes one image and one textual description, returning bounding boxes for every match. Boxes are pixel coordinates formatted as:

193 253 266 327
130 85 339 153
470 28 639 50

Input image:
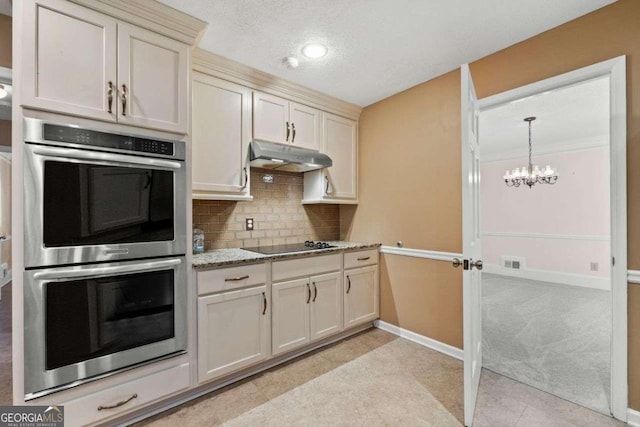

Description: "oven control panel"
43 124 175 157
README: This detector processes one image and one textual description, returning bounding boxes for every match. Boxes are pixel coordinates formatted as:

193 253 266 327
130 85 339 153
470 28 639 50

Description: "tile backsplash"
193 168 340 250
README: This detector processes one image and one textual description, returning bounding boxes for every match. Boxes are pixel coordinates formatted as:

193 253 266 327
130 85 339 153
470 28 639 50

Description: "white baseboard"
483 264 610 291
374 320 463 361
628 408 640 427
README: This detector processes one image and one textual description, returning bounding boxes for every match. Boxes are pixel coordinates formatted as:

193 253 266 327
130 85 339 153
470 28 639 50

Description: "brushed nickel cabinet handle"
312 281 317 302
107 81 113 113
225 275 249 282
346 276 351 294
98 393 137 411
241 167 248 189
291 123 296 143
121 84 127 116
357 256 370 261
262 292 267 315
286 121 290 141
306 282 311 304
324 175 330 195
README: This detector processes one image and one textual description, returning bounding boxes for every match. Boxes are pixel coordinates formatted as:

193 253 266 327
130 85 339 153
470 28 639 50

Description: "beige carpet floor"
0 282 11 406
135 329 621 427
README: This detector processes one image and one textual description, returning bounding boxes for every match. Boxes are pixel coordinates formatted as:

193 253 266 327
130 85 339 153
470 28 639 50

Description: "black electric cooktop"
242 241 336 255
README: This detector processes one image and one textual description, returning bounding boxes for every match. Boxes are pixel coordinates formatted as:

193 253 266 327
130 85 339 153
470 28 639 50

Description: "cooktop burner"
242 241 336 255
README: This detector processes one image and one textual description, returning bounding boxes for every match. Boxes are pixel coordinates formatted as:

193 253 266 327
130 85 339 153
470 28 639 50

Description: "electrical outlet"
246 218 254 231
512 261 520 269
590 262 598 271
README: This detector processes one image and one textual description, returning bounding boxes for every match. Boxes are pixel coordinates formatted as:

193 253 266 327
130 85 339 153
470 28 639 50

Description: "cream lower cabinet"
271 254 343 355
344 265 379 328
271 278 311 355
197 264 270 384
272 271 342 356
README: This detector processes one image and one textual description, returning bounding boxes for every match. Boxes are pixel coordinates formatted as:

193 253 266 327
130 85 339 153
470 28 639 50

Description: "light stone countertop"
192 241 381 270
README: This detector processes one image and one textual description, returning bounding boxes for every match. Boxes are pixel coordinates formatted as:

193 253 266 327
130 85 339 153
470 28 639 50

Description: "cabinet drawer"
198 263 266 295
63 363 189 427
272 254 341 282
344 249 379 269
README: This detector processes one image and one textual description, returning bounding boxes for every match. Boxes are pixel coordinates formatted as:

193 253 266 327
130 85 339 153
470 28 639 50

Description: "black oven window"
45 269 175 370
43 161 174 247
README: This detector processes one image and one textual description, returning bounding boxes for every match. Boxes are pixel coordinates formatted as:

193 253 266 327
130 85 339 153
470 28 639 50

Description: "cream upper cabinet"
289 102 322 151
192 73 252 200
253 92 321 151
22 0 117 122
117 23 188 133
22 0 189 133
303 113 358 204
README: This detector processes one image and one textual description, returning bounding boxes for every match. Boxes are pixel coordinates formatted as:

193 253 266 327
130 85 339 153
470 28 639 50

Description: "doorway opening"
479 75 612 414
461 55 627 425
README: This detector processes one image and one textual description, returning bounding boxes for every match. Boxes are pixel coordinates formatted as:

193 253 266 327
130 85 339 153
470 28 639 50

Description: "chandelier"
503 117 558 188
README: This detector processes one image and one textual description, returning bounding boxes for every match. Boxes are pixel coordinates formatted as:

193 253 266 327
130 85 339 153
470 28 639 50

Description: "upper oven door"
24 142 186 268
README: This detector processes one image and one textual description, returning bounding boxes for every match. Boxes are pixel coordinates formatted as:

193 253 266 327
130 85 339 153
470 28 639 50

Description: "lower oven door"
23 257 187 399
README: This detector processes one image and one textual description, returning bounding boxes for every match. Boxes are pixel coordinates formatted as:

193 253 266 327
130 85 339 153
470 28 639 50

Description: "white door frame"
476 55 627 421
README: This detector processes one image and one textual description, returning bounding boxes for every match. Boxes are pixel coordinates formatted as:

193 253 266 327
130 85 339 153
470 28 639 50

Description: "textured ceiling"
159 0 615 106
480 76 610 160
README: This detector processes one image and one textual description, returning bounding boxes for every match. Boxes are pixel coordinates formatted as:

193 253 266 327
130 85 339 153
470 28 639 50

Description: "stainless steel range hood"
249 140 332 172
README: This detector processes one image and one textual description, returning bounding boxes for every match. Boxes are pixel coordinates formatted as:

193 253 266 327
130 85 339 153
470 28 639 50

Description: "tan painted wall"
342 0 640 410
0 14 10 69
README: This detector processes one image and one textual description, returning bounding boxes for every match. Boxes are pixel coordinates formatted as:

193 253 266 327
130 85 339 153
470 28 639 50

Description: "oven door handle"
29 144 183 170
32 258 183 280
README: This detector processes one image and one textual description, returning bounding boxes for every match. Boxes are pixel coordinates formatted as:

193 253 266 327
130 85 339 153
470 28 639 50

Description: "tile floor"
134 329 623 427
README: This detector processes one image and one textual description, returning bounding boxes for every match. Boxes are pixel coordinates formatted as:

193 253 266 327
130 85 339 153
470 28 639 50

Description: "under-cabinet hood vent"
249 140 332 172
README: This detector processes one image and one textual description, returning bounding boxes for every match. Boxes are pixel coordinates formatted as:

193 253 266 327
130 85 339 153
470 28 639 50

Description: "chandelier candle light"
503 117 558 188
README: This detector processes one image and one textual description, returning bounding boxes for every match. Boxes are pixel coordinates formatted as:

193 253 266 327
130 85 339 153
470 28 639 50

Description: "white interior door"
461 63 482 426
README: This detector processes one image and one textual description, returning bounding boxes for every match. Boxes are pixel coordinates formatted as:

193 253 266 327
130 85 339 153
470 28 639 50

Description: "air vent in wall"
501 256 526 270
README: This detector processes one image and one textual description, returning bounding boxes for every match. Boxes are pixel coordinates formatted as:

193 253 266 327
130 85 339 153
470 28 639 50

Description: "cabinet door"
310 272 343 341
192 74 251 199
22 0 117 121
323 113 358 199
289 102 321 151
272 278 310 355
198 285 269 383
344 266 379 328
117 23 189 133
253 92 289 144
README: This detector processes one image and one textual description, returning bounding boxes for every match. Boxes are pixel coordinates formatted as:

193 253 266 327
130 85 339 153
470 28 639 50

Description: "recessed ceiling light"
302 44 328 59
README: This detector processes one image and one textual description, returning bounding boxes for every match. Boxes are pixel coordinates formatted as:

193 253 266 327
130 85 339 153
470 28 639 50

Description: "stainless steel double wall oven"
23 118 188 399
